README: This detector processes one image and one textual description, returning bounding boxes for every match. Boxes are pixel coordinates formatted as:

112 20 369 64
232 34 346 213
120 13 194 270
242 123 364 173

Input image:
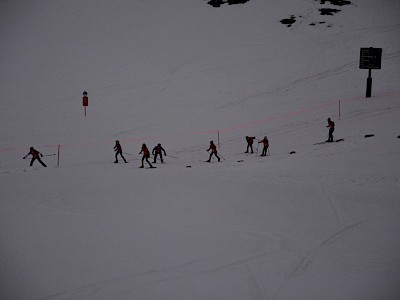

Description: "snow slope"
1 0 400 299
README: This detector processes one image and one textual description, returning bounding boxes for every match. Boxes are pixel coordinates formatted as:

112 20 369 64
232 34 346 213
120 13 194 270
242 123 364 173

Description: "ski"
313 139 344 145
199 160 221 163
313 141 329 145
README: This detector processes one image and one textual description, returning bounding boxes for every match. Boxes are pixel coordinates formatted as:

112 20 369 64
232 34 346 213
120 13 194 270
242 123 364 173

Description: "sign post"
359 47 382 98
57 144 60 167
82 91 88 116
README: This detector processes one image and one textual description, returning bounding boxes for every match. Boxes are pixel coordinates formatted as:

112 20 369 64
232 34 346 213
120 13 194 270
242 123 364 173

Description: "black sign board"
359 47 382 69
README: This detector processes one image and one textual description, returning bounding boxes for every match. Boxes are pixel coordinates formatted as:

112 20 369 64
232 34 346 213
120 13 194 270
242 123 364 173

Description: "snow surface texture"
1 0 400 299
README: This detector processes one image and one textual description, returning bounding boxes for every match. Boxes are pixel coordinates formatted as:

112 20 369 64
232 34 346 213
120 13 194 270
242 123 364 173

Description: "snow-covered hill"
1 0 399 299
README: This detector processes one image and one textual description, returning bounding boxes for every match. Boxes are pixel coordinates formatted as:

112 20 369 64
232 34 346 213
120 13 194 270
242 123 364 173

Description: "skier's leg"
146 157 153 168
38 158 47 167
140 156 145 168
30 158 36 166
115 152 120 163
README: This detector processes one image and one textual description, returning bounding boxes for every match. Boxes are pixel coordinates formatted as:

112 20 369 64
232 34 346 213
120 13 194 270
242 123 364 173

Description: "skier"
113 140 127 163
23 147 47 167
206 141 220 162
258 136 269 156
152 143 166 163
139 144 154 168
326 118 335 142
245 136 256 153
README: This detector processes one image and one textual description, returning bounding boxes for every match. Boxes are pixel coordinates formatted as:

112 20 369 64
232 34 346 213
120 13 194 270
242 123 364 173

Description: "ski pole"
123 152 134 156
218 152 226 160
166 154 178 159
44 153 56 157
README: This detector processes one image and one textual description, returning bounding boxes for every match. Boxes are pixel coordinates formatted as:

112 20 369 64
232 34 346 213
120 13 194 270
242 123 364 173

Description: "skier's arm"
23 151 31 159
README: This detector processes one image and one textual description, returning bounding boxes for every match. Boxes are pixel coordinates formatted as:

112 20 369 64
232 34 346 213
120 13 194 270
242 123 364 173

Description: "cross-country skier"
152 143 166 163
258 136 269 156
327 118 335 142
139 144 154 168
114 140 127 163
206 141 220 162
245 136 256 153
23 147 47 167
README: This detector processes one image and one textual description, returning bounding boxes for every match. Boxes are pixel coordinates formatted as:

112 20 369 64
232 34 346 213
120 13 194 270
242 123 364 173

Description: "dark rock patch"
282 0 352 27
206 0 250 7
319 8 341 15
280 15 297 27
227 0 250 4
206 0 224 7
316 0 351 6
310 21 327 26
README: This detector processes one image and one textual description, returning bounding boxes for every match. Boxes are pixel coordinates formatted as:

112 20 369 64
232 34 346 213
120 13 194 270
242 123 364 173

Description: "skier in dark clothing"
327 118 335 142
114 140 127 163
245 136 256 153
23 147 47 167
152 143 166 163
258 136 269 156
139 144 154 168
206 141 220 162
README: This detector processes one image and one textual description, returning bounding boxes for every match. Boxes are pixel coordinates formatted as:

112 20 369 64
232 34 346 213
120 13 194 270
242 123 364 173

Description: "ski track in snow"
319 182 343 226
41 250 275 299
274 219 370 299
